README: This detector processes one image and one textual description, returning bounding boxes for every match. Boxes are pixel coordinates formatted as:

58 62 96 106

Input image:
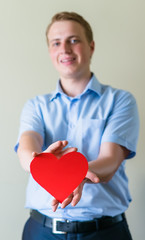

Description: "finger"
62 140 68 147
61 147 77 155
50 140 68 153
52 203 59 212
86 170 100 183
32 152 39 158
71 182 84 207
71 192 82 207
51 199 59 212
44 141 65 153
61 194 73 209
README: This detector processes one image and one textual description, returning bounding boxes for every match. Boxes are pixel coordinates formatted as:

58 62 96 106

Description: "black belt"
30 210 125 234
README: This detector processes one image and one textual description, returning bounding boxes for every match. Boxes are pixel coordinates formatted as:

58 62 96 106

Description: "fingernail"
95 177 99 183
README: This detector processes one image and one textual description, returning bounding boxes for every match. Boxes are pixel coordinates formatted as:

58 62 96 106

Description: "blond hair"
46 11 93 45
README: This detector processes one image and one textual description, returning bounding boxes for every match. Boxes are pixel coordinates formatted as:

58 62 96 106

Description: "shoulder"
33 93 53 103
24 93 53 107
21 93 54 115
101 84 137 106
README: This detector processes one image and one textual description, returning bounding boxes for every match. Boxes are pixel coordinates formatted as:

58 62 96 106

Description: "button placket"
66 99 78 144
68 101 77 128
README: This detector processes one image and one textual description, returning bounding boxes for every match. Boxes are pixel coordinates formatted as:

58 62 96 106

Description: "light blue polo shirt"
15 74 139 221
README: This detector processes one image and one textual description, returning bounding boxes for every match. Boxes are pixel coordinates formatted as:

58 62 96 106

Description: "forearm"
88 142 130 183
17 131 43 172
88 157 118 182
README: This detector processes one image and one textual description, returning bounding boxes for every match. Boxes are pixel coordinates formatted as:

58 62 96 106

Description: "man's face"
47 20 94 80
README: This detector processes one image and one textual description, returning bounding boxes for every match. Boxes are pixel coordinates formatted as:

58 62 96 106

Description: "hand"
51 169 100 212
32 140 78 211
51 179 85 212
32 140 77 158
85 169 100 184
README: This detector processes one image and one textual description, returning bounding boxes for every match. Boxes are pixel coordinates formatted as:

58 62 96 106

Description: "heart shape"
30 152 88 203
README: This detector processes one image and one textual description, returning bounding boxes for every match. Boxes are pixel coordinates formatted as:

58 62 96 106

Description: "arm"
17 131 43 172
87 142 130 183
52 142 130 211
17 131 77 172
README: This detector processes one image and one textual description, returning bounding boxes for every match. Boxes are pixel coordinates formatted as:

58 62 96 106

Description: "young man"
15 12 139 240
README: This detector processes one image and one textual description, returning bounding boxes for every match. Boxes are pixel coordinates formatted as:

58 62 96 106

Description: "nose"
60 41 72 54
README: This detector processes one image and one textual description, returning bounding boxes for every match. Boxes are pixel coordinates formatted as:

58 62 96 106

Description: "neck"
60 72 92 97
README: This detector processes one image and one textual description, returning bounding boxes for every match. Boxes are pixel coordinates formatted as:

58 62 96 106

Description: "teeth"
61 58 75 63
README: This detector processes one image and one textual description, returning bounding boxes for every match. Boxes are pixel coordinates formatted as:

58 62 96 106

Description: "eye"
70 39 80 44
52 42 60 47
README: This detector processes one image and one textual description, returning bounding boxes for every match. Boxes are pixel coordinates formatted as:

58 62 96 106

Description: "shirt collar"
50 73 102 101
82 74 102 96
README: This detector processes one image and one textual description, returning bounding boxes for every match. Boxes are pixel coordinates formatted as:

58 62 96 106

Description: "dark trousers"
22 216 133 240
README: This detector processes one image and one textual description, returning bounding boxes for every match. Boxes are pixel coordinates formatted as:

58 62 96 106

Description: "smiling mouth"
61 57 76 63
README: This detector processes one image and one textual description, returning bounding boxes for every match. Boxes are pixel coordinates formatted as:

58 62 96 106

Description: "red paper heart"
30 152 88 203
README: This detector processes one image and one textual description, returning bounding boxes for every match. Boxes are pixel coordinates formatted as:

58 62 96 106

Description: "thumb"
86 170 100 183
32 152 40 158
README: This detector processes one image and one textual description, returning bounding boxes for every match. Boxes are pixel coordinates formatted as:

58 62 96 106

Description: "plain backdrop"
0 0 145 239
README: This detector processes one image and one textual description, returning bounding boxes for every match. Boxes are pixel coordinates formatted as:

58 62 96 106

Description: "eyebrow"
49 35 81 43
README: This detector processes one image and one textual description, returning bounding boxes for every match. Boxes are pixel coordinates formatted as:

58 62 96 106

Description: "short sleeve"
101 91 140 159
14 97 45 152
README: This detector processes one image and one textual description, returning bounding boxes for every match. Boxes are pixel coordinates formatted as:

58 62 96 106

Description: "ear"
90 41 95 57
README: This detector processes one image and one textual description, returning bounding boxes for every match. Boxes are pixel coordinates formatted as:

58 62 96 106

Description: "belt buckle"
52 218 66 234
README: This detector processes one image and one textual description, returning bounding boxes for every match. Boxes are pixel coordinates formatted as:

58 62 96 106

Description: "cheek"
81 50 91 63
76 46 91 60
49 51 58 64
